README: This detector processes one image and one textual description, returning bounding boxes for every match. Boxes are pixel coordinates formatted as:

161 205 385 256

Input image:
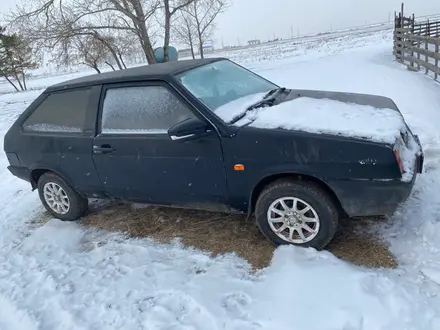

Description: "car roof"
45 57 226 93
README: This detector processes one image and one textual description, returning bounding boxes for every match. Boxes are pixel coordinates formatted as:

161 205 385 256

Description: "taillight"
393 148 405 174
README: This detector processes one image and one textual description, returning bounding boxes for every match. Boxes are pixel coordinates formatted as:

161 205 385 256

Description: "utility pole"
401 2 404 27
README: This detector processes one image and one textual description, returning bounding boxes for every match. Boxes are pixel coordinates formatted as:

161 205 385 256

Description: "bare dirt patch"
77 200 398 270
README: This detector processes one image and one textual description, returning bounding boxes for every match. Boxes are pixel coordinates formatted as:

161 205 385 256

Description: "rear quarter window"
22 88 91 133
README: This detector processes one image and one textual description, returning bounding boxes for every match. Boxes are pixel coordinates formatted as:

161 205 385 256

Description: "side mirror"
168 117 211 141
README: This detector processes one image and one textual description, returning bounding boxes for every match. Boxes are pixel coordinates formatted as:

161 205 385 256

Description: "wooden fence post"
435 39 439 80
393 11 397 57
425 23 429 74
417 36 421 70
394 12 403 61
410 13 415 67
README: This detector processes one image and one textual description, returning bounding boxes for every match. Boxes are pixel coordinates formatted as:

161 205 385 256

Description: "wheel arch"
29 167 79 194
247 173 347 218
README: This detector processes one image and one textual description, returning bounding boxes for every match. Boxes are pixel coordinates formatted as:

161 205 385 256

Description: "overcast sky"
1 0 440 47
214 0 440 46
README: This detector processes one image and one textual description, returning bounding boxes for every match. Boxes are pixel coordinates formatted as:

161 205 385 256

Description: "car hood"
283 89 401 113
232 89 408 145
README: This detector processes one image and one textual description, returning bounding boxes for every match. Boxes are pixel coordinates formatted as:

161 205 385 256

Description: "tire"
37 172 88 221
255 179 338 250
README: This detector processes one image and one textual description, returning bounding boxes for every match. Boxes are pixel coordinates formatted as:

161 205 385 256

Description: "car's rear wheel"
37 172 88 221
255 179 338 250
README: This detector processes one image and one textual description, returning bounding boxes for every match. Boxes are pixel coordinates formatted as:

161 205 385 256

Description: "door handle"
93 145 114 154
170 133 196 141
170 130 212 141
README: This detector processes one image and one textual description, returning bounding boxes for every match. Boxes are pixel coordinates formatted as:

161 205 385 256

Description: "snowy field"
2 28 440 329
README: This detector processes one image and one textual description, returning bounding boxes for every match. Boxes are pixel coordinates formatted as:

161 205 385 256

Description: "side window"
23 88 91 133
101 85 196 134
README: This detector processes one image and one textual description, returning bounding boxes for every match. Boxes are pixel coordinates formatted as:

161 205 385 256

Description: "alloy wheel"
43 182 70 215
266 196 320 244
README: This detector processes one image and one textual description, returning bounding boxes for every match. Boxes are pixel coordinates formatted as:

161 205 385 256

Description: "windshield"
175 60 277 121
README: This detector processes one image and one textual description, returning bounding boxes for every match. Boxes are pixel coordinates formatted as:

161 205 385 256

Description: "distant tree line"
0 0 231 86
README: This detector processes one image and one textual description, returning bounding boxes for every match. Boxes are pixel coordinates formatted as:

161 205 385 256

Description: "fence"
394 4 440 81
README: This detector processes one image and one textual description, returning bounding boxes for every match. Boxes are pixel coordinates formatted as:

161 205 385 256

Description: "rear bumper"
7 166 31 183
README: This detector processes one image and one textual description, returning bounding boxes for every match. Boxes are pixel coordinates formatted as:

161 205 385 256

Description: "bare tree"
160 0 195 61
109 31 147 68
106 0 161 63
48 30 125 71
184 0 231 58
172 11 197 59
7 0 160 64
76 36 113 73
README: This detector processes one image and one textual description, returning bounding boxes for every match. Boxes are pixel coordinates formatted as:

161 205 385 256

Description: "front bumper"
330 176 417 217
329 145 423 218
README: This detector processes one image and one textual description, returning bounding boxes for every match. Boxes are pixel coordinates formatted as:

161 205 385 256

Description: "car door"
92 81 228 209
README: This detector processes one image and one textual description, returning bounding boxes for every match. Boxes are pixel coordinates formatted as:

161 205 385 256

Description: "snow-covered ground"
2 29 440 329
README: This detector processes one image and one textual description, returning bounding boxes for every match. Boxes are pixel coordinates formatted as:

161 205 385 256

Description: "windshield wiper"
263 87 286 99
228 87 287 125
247 87 287 111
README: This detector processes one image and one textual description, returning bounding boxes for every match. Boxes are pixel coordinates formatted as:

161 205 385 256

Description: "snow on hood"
217 95 407 144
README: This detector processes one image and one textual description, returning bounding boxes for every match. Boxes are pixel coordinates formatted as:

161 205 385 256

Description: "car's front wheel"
255 179 338 250
37 172 88 221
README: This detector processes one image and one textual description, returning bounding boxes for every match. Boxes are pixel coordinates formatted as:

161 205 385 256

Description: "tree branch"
170 0 196 16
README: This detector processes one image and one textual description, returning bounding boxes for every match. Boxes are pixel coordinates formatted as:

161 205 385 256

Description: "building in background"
177 48 193 58
202 41 214 52
248 39 261 45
